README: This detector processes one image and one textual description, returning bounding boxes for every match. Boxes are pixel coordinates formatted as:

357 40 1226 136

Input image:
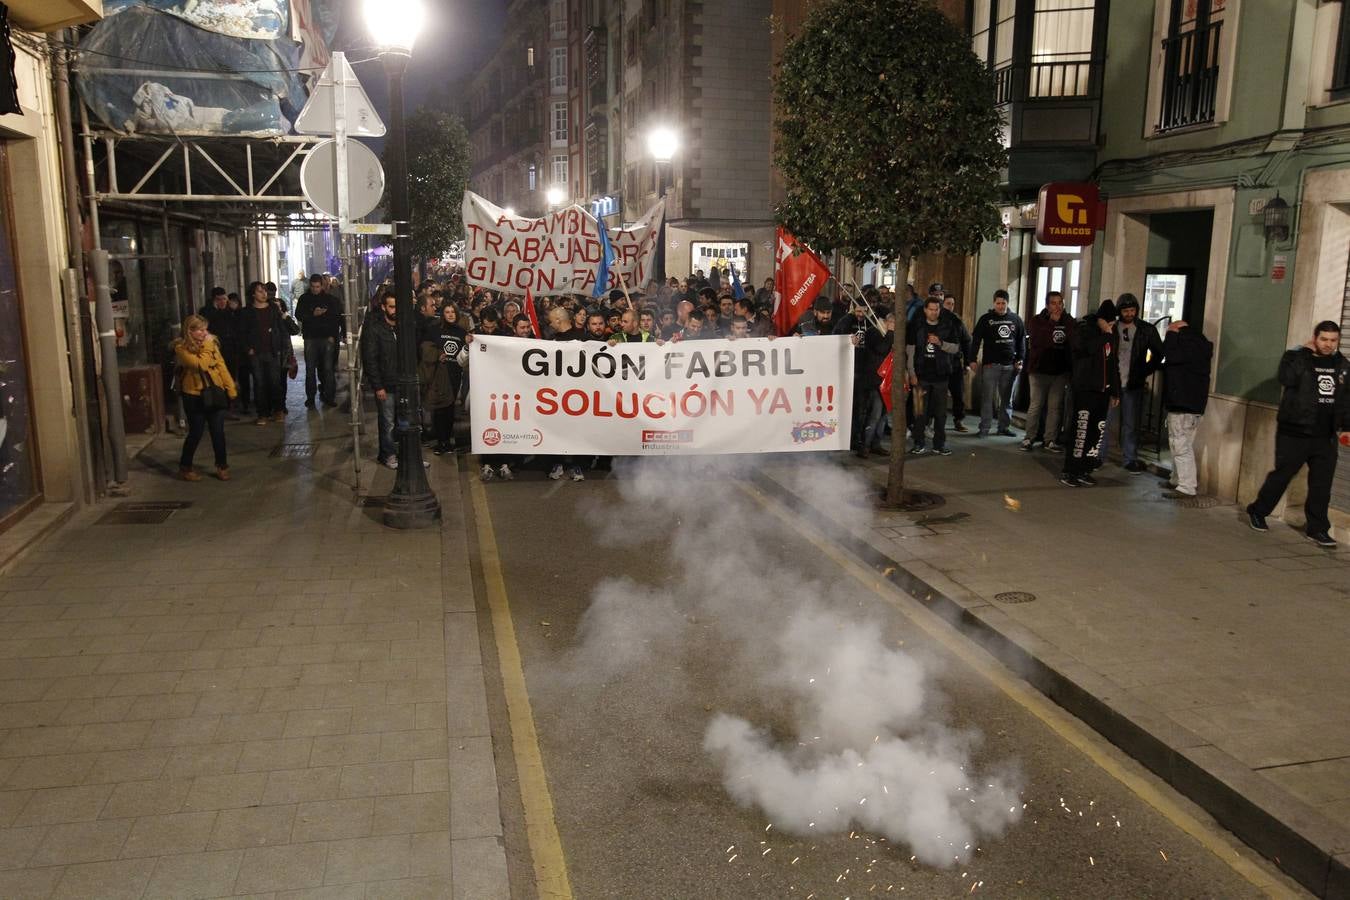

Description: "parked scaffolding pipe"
78 102 129 486
50 31 100 502
341 233 362 481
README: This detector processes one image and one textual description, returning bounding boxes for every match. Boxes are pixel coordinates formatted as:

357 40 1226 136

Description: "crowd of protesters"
175 262 1350 548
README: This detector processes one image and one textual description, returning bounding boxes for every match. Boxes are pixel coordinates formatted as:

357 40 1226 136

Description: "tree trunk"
884 248 911 507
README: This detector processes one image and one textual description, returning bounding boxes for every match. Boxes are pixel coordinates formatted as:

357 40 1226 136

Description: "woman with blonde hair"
174 314 237 481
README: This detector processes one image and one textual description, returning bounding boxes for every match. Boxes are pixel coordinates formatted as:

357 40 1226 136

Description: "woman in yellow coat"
174 314 238 481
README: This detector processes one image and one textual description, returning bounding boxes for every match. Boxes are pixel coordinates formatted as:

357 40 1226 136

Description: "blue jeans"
978 364 1015 434
1103 387 1143 464
304 337 338 405
862 392 887 449
179 394 227 469
249 352 284 417
373 391 396 460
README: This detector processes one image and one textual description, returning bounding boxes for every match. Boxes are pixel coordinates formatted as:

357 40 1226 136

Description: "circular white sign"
300 139 385 220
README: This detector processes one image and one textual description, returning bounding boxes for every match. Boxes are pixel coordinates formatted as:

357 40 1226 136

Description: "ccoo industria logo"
791 420 838 444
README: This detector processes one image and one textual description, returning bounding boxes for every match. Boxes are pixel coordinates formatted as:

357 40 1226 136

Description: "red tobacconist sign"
1035 182 1103 247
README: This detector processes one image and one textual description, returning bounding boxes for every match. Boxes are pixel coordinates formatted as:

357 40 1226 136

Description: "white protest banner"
461 191 665 297
469 335 855 455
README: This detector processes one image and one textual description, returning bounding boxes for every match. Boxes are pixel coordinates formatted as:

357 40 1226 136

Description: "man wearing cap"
1102 292 1164 473
792 297 837 336
1061 300 1121 486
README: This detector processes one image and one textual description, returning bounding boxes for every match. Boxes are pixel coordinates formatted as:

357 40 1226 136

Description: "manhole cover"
271 443 317 459
994 591 1037 604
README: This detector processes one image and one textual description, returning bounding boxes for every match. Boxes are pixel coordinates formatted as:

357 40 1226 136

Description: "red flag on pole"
878 352 895 412
525 287 541 337
773 227 831 336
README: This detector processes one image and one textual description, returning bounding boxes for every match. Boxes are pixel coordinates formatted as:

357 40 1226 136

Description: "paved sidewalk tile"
0 401 500 898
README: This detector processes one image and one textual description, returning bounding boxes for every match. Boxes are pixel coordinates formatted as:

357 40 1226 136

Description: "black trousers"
180 394 227 469
911 381 949 449
1064 390 1109 476
249 352 284 417
431 405 455 446
1252 432 1339 535
948 366 965 422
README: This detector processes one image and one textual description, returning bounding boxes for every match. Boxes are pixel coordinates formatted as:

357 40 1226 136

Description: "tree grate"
993 591 1037 604
271 443 317 459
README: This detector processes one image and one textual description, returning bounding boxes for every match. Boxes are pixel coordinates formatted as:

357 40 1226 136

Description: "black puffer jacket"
1070 314 1121 396
1275 347 1350 437
361 317 398 392
1161 327 1213 414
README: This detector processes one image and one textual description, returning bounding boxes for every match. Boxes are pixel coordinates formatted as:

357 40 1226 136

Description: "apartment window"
971 0 1016 102
527 163 537 193
1029 0 1096 97
552 101 568 143
550 0 566 39
553 154 568 186
551 47 568 92
1156 0 1226 132
1333 2 1350 92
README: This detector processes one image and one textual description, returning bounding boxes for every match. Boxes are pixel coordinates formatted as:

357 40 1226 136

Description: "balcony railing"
1156 20 1223 133
992 58 1101 106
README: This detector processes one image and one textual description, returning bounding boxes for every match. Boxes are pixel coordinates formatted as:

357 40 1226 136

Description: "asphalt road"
468 461 1299 900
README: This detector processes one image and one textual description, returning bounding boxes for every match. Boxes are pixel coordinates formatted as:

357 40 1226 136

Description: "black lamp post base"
383 492 441 530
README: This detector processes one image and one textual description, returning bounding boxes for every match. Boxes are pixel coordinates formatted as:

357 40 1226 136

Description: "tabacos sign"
1035 182 1103 247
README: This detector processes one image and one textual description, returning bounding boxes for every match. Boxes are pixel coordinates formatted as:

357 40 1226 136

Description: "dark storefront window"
0 142 40 530
100 217 183 371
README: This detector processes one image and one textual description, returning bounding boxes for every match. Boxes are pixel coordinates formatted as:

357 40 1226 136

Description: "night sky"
345 0 506 124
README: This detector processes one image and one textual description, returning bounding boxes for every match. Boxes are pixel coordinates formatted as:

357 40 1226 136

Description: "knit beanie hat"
1097 299 1119 322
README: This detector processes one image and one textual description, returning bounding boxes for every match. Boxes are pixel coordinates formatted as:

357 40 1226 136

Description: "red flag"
525 287 541 337
878 352 894 412
773 227 831 336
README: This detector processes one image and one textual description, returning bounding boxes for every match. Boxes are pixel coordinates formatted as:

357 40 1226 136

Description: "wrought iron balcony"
1156 20 1223 133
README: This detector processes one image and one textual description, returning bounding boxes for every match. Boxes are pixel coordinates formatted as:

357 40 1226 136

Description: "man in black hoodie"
1247 321 1350 547
906 295 963 455
295 273 345 408
1161 320 1213 498
969 289 1026 436
1061 299 1121 486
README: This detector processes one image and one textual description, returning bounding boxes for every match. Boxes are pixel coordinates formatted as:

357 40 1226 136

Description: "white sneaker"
480 464 495 482
569 468 585 482
384 455 398 470
548 465 564 480
498 464 514 481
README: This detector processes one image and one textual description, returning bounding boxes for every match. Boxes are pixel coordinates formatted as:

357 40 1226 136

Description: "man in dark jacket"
1061 299 1121 486
1104 293 1165 473
1247 321 1350 547
1160 320 1213 498
969 289 1026 436
361 291 400 467
200 287 244 407
239 281 294 425
906 295 963 455
295 273 346 408
1023 291 1076 452
941 295 972 432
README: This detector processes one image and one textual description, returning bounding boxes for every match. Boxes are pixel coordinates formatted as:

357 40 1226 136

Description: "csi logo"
1052 329 1067 344
482 428 503 447
641 429 694 443
997 324 1013 339
1318 374 1336 396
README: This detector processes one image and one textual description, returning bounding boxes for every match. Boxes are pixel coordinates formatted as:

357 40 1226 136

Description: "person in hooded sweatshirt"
1246 320 1350 548
1160 319 1213 498
969 289 1026 436
1061 299 1121 487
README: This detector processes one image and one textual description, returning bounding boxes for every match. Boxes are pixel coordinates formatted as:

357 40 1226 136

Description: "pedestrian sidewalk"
759 436 1350 898
0 400 506 899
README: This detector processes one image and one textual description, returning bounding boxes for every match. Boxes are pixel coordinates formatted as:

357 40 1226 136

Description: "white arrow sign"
294 54 386 137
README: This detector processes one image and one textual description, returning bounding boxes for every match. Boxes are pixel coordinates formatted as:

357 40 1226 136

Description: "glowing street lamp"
646 126 680 281
364 0 439 529
545 186 566 209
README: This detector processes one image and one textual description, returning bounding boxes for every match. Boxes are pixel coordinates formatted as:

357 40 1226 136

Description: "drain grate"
1174 494 1222 509
358 495 388 508
993 591 1037 604
271 443 317 459
97 501 192 526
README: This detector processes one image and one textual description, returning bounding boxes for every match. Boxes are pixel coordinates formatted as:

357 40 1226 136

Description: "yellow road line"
469 477 574 900
738 481 1299 899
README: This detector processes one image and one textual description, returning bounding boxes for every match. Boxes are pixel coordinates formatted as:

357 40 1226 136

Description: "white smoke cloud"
564 457 1022 866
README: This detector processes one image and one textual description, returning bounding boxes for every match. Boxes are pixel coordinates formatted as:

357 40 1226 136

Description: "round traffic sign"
300 139 385 220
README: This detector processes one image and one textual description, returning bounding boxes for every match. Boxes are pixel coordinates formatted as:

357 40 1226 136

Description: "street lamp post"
647 126 678 284
545 186 566 211
366 0 440 529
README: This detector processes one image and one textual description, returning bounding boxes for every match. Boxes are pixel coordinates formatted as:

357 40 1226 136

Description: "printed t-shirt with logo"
1313 360 1338 436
